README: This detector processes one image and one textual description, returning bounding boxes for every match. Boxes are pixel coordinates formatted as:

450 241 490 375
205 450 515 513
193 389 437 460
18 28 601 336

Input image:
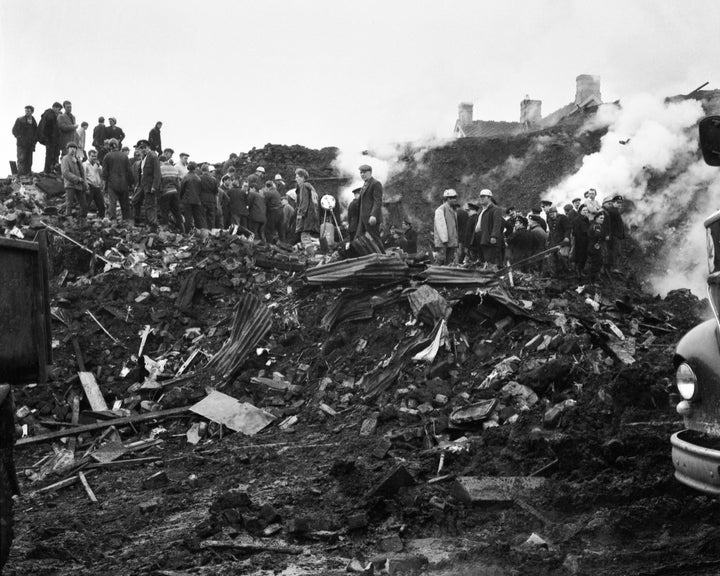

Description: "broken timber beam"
16 406 191 447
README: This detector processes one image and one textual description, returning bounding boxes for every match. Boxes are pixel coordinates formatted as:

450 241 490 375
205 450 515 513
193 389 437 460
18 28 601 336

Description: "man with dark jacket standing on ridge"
12 105 37 177
355 164 383 240
92 117 107 151
105 117 125 145
148 121 162 153
38 102 62 174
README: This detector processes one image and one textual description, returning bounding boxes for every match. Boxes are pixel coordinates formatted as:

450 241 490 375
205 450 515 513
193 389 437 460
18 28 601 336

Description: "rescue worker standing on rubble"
473 189 504 268
37 102 62 174
57 101 78 156
294 168 320 254
158 154 184 233
83 149 105 219
602 195 626 272
547 205 572 276
587 211 606 281
572 204 591 279
347 188 361 240
12 105 37 178
61 142 89 225
132 139 161 229
281 190 297 244
506 216 536 272
179 162 204 231
355 164 383 241
263 180 283 243
198 164 218 230
584 188 601 216
102 138 134 223
433 189 459 265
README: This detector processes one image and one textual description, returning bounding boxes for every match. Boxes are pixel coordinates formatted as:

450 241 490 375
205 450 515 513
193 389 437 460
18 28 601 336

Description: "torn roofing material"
420 266 500 286
306 254 410 286
206 293 273 381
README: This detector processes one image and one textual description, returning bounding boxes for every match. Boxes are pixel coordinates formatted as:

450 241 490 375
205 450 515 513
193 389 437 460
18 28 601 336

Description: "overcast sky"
2 0 720 172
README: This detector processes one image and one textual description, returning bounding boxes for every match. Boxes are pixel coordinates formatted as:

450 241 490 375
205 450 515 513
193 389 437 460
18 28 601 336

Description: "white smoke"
545 93 720 296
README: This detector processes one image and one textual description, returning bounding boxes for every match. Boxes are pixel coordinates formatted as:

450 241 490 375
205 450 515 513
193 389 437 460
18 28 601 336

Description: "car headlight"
676 362 698 400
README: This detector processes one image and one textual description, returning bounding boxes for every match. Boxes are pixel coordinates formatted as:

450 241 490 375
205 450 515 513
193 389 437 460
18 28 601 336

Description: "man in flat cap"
355 164 383 241
12 105 37 177
132 139 161 228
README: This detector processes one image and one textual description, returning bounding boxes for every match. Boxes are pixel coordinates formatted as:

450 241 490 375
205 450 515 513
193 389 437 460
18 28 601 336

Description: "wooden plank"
67 395 80 453
33 470 97 494
78 471 98 503
453 476 547 503
79 371 108 411
85 457 161 469
16 406 191 446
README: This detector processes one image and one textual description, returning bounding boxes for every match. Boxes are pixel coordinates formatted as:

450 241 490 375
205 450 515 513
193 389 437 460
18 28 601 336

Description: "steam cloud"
545 93 720 296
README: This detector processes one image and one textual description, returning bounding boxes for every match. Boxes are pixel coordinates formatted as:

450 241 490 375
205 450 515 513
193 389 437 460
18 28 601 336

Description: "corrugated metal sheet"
306 254 409 286
421 266 500 287
206 293 273 380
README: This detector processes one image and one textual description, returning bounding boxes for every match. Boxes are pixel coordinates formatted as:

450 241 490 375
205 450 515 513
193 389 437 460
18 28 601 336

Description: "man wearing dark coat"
148 122 163 153
601 195 626 271
547 206 572 275
105 117 125 145
37 102 62 174
132 139 161 227
346 188 361 239
355 164 383 240
473 189 504 267
506 216 537 271
92 117 107 151
102 138 134 222
12 105 37 176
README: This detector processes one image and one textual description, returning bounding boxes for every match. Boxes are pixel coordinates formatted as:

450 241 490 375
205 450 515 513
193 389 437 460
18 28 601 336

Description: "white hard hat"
274 174 283 180
443 189 458 198
479 189 493 197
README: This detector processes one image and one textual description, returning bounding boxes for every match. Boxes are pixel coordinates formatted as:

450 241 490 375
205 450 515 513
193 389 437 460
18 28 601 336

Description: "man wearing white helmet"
434 189 459 264
274 173 287 195
473 188 504 268
247 165 265 192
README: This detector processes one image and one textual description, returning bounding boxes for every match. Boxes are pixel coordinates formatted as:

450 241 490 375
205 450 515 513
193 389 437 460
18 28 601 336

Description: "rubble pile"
4 178 710 574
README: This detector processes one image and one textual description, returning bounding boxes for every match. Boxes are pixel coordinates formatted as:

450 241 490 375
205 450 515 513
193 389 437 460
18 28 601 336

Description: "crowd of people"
11 103 389 254
13 102 628 279
432 186 628 281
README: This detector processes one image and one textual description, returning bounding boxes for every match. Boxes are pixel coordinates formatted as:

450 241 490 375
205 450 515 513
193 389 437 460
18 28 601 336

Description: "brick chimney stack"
520 96 542 128
575 75 601 105
458 102 473 125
